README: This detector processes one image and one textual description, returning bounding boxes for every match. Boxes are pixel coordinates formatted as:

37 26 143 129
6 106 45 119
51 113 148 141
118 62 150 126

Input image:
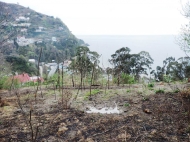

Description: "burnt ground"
0 84 190 142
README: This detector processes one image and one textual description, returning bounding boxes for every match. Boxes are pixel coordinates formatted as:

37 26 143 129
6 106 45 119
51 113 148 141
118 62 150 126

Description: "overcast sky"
1 0 189 35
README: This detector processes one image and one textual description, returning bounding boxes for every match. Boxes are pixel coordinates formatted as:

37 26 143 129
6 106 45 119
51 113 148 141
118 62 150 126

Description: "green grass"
84 89 101 100
148 83 154 88
173 89 180 93
155 88 165 94
126 89 131 93
124 103 130 107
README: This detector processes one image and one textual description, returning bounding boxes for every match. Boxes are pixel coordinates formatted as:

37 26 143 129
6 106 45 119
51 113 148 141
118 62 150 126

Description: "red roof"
13 73 30 83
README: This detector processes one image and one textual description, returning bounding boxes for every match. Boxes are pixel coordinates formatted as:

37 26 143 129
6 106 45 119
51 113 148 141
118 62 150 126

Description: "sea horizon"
76 35 186 71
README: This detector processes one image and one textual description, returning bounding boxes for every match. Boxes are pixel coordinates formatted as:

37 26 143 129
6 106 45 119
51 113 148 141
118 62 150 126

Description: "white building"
52 37 57 42
16 16 30 22
17 36 35 46
29 59 35 63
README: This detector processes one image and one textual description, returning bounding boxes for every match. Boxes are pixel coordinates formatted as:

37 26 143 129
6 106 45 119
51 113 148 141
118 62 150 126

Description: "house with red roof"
11 73 44 85
13 73 30 83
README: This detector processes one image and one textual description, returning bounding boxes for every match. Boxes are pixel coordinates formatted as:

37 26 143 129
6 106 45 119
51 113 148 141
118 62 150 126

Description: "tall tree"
109 47 153 84
74 46 100 93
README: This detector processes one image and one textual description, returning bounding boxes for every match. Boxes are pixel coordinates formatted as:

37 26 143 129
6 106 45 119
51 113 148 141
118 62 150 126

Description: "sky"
1 0 189 35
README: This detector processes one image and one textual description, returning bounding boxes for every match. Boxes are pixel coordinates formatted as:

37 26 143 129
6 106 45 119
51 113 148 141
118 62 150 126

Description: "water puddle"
86 103 122 114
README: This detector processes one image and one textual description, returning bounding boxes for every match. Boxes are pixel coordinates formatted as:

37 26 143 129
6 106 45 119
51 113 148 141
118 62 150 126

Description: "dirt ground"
0 82 190 141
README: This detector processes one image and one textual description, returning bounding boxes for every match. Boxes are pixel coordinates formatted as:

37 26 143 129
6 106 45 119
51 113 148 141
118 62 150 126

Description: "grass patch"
124 103 130 107
84 89 101 100
173 89 180 93
155 88 165 94
126 89 131 93
149 88 154 91
148 83 154 88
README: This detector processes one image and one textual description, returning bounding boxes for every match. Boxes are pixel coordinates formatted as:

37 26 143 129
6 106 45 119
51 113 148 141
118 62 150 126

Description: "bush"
155 89 165 94
3 78 20 89
121 73 136 84
163 75 172 83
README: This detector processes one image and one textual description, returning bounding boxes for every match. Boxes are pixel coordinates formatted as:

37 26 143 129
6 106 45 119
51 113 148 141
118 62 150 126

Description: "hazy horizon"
76 35 186 71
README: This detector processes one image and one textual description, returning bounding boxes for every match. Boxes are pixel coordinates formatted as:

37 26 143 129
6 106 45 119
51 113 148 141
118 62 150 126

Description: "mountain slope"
0 1 84 63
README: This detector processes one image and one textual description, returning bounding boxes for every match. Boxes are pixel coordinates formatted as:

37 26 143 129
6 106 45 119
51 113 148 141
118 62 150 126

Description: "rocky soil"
0 83 190 141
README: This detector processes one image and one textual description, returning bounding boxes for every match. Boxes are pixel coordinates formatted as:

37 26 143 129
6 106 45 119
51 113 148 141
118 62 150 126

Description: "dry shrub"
180 88 190 99
0 97 9 107
179 88 190 121
61 89 72 109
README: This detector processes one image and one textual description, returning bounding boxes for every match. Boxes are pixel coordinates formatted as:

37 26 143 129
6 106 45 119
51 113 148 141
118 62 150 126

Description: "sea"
76 35 186 71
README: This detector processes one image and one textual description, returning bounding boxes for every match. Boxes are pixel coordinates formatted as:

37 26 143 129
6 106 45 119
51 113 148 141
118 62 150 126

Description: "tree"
153 56 190 81
72 46 100 98
6 55 37 75
109 47 131 85
178 1 190 57
130 51 153 80
109 47 153 84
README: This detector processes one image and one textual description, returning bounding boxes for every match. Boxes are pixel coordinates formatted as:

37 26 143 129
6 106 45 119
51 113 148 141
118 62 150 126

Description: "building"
17 36 34 46
15 16 30 22
28 59 35 63
13 73 30 83
30 76 44 82
52 37 57 42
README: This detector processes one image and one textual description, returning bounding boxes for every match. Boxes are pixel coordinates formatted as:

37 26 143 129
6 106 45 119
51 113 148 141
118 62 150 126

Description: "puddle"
86 103 122 114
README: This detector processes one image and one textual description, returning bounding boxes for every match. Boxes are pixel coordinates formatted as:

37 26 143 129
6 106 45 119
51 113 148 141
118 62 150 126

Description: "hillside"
0 1 84 63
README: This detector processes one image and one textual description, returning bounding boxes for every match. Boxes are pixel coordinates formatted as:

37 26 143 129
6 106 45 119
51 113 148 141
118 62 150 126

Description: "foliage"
3 78 20 89
148 83 154 88
121 73 136 84
109 47 153 82
153 56 190 81
163 74 172 83
6 55 37 75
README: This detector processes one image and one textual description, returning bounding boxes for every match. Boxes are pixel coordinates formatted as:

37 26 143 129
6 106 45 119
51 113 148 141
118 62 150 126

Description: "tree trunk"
90 62 96 98
71 73 74 87
117 73 120 86
108 73 110 89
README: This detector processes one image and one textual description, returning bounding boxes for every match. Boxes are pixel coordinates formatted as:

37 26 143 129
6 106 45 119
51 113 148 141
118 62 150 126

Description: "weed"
84 89 101 100
155 89 165 94
148 83 154 88
137 91 143 95
126 90 131 93
173 89 180 93
124 103 130 107
149 88 154 91
142 96 149 101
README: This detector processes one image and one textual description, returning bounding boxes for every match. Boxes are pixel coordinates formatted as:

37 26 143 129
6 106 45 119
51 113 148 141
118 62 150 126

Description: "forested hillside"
0 1 84 68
